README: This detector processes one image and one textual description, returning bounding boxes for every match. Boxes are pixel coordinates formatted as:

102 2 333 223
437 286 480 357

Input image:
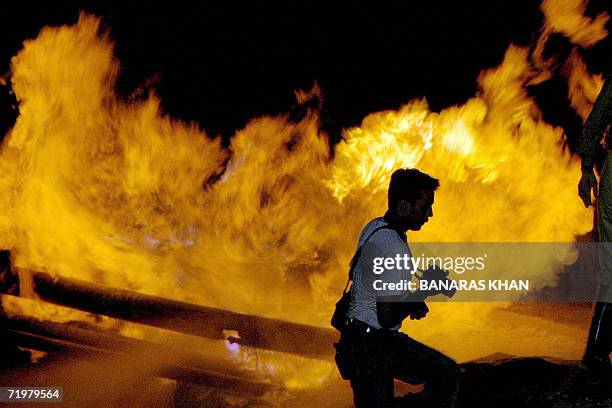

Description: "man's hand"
408 302 429 320
578 168 598 207
377 300 429 328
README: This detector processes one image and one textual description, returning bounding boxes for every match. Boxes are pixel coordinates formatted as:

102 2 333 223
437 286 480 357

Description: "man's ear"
397 199 412 217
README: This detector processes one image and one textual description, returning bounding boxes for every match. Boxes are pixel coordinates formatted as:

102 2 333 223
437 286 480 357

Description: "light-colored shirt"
347 217 413 330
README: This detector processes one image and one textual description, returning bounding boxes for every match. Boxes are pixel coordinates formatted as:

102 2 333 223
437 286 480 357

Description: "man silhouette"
342 168 459 407
577 73 612 372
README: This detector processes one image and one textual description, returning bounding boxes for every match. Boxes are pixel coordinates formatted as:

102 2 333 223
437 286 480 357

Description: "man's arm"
377 294 428 329
367 231 430 329
578 75 612 207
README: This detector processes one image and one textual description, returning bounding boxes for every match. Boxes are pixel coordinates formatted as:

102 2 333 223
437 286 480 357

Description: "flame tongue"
329 46 593 243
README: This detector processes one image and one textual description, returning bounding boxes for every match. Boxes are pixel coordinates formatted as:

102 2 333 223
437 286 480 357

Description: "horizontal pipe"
29 271 337 359
0 314 275 396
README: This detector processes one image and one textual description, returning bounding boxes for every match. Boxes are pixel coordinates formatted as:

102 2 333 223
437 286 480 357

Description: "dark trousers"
583 286 612 370
344 324 459 408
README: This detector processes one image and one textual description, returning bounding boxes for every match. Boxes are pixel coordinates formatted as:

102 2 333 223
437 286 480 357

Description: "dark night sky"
0 1 610 147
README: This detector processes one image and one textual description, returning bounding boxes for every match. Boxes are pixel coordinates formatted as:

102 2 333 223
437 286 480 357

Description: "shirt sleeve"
579 74 612 169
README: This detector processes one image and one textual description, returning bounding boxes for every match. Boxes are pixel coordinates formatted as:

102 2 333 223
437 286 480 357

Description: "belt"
346 318 398 335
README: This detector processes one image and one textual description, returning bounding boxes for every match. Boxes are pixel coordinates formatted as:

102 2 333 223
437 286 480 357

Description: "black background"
0 1 610 148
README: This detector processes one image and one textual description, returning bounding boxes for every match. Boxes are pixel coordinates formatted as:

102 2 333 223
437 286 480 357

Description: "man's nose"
428 207 433 217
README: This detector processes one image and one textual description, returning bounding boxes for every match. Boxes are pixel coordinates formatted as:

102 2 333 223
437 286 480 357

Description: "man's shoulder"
359 217 405 244
359 217 386 237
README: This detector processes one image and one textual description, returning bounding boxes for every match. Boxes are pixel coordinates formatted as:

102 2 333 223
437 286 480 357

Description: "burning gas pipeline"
0 0 609 403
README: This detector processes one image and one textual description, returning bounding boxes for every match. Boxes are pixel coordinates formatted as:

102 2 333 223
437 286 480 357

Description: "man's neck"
383 210 408 233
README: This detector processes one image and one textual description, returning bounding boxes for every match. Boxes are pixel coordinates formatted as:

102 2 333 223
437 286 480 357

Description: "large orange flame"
0 1 608 389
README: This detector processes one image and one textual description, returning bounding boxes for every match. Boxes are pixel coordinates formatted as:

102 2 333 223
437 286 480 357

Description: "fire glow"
0 0 609 391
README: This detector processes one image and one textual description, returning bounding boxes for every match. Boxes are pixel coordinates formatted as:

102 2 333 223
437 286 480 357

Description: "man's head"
387 168 439 231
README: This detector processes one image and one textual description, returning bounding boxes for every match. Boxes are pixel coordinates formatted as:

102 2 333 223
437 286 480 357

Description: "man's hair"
388 168 439 207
